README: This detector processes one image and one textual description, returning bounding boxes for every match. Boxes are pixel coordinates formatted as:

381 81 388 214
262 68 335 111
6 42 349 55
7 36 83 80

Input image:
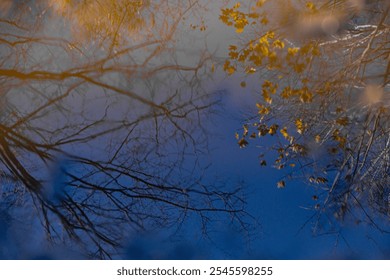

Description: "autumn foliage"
221 0 389 225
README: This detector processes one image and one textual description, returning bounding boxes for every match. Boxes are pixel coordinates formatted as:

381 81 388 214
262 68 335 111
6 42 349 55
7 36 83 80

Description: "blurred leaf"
238 138 249 148
277 180 285 188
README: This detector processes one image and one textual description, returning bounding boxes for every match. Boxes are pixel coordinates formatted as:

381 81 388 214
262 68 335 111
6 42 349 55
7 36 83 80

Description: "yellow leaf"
269 124 279 135
266 31 275 39
272 39 285 49
227 66 236 75
306 2 316 11
248 13 259 19
238 138 249 148
295 119 306 134
287 47 299 56
256 103 270 115
281 86 292 99
259 36 269 46
336 117 349 126
299 89 313 103
224 60 236 75
261 16 269 25
256 0 266 7
280 127 289 139
229 51 239 59
262 89 272 104
262 80 272 88
268 51 278 68
260 44 269 56
270 84 278 94
238 54 248 62
223 60 230 70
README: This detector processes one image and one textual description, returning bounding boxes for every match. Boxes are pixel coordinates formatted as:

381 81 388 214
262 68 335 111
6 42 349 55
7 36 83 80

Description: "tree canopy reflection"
0 0 388 259
222 0 389 233
0 0 248 258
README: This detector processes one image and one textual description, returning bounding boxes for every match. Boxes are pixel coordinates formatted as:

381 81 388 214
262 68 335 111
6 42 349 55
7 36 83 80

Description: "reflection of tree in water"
0 1 248 258
222 0 389 233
